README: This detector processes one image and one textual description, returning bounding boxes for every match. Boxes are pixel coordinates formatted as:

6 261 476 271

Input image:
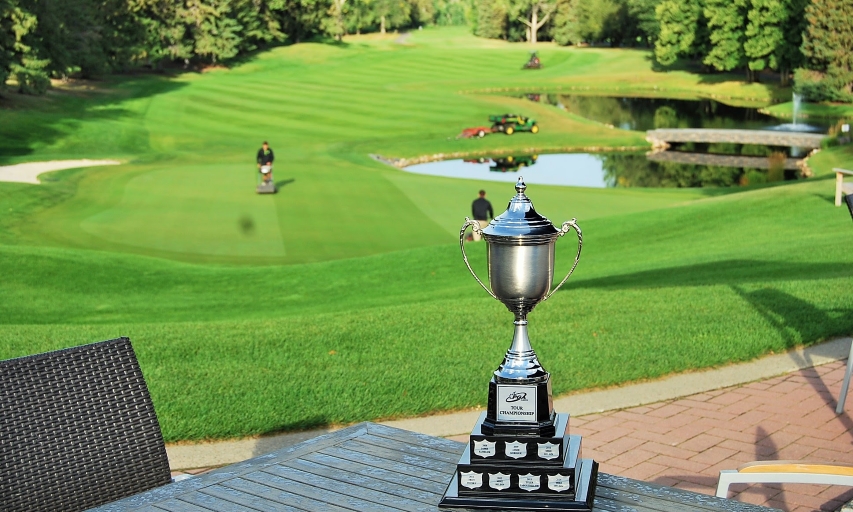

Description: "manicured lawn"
1 27 851 442
762 101 853 120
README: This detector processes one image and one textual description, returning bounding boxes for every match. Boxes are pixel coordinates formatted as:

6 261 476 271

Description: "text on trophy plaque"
488 473 511 490
460 471 483 489
473 440 496 458
537 442 560 460
504 440 528 459
518 474 541 492
547 474 572 492
496 385 537 423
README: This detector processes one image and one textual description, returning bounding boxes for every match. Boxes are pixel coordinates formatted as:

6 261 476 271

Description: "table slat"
319 445 454 483
220 477 352 512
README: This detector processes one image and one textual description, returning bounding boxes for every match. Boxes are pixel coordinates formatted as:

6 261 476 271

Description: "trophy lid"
482 177 559 239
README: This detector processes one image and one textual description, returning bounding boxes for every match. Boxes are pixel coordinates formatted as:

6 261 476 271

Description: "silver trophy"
460 177 582 437
440 178 595 511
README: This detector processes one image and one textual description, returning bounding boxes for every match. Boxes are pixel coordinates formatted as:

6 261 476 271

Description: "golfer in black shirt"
471 190 493 241
257 141 274 183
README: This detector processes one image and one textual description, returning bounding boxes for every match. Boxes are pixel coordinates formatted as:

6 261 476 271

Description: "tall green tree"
434 0 467 25
627 0 662 45
551 0 579 44
797 0 853 100
233 0 286 51
1 0 49 93
181 0 243 64
743 0 785 76
654 0 708 64
373 0 411 32
776 0 807 82
410 0 436 25
473 0 507 38
345 0 376 34
703 0 750 78
574 0 630 45
279 0 330 43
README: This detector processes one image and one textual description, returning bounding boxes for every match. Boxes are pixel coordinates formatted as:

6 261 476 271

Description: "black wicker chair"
0 337 172 512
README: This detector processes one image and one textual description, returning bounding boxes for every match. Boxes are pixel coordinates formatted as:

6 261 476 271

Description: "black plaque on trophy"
481 376 557 436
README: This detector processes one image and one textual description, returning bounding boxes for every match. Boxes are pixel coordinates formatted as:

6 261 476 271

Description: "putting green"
80 163 286 258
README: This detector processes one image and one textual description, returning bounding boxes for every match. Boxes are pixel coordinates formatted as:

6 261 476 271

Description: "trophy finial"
515 177 526 194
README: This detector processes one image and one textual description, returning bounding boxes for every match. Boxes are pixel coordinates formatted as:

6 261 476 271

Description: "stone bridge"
646 151 803 171
646 129 825 150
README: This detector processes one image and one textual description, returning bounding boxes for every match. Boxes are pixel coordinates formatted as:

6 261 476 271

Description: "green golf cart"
489 114 539 135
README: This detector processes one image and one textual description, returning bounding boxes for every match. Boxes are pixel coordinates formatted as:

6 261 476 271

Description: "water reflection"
405 154 609 188
523 94 829 133
402 151 802 189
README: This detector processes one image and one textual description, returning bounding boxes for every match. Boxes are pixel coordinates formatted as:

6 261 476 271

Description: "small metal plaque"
496 385 537 423
473 440 496 458
488 472 511 490
547 473 572 492
460 471 483 489
538 441 560 460
518 473 541 492
504 440 527 459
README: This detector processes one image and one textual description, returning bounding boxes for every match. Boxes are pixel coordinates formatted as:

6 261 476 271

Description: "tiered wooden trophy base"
439 412 598 511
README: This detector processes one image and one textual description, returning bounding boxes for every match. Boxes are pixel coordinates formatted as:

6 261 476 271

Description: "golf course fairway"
1 27 852 442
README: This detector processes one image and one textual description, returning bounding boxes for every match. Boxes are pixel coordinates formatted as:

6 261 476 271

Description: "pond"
402 151 803 189
400 94 827 189
521 94 828 133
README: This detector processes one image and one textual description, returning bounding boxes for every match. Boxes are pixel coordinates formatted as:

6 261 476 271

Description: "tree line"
2 0 850 101
473 0 852 101
0 0 467 94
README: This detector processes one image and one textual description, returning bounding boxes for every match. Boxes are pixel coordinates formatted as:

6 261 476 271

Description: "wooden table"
90 423 780 512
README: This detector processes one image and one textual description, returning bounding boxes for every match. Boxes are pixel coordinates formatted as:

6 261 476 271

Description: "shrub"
794 68 853 102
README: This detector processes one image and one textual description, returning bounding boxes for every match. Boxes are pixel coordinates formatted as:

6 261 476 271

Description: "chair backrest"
0 337 171 512
845 192 853 221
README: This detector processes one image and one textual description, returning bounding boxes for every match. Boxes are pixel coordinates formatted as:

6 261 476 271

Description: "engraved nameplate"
518 473 541 492
488 472 511 490
537 442 560 460
496 385 537 423
460 471 483 489
547 473 572 492
505 440 527 459
473 440 496 458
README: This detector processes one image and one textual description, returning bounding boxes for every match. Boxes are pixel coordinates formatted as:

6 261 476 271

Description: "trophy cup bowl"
460 177 582 435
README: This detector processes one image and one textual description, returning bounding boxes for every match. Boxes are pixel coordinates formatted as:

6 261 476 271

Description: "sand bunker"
0 159 121 184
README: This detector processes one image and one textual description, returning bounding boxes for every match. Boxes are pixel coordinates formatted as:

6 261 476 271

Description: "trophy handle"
544 219 582 301
460 217 498 300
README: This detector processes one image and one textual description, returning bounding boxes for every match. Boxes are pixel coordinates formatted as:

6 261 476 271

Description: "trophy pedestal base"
439 458 598 511
439 413 598 511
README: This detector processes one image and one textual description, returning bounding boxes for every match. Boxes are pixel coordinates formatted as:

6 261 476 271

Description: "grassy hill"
1 27 852 441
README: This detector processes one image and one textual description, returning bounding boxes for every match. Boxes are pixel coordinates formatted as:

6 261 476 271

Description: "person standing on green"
256 141 275 184
470 189 493 242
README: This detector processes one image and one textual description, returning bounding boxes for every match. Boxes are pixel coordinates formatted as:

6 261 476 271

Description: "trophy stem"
494 315 548 383
508 316 533 355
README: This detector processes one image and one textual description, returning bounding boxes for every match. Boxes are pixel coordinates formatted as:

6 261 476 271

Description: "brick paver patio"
571 360 853 512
